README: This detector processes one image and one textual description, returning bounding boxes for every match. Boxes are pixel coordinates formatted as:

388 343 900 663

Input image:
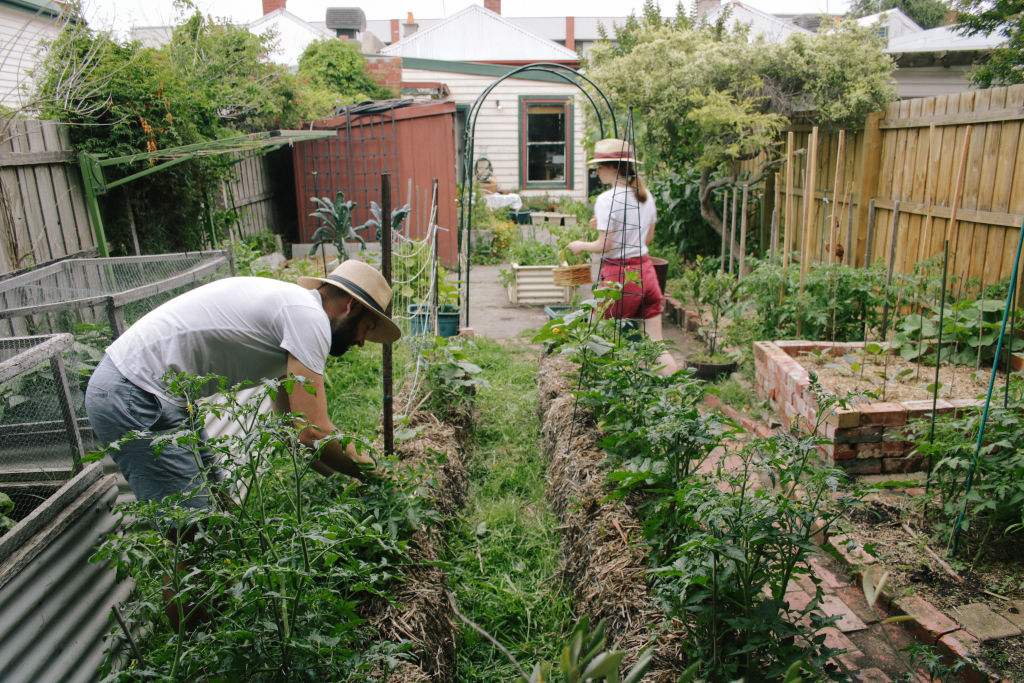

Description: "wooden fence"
744 83 1024 290
0 119 94 273
0 119 280 277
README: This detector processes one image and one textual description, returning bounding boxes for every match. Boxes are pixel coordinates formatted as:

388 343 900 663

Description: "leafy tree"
847 0 951 29
585 14 895 261
297 39 394 113
29 7 359 254
955 0 1024 88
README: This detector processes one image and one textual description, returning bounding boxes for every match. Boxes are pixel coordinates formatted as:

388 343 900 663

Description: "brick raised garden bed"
753 340 1000 475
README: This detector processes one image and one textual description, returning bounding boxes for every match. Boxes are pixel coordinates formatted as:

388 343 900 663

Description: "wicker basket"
552 263 592 286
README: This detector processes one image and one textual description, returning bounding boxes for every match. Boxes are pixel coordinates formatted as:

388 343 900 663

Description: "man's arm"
278 354 375 479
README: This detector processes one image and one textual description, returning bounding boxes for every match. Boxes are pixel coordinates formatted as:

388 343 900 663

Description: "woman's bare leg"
642 314 678 376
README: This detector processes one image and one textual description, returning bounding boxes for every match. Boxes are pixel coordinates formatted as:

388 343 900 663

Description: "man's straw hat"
298 260 401 344
587 138 640 166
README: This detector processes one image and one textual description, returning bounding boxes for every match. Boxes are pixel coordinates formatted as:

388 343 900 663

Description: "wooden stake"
865 199 877 267
771 171 781 261
720 190 728 270
828 130 846 264
730 187 739 274
784 131 794 269
739 182 748 278
947 125 974 280
799 126 819 294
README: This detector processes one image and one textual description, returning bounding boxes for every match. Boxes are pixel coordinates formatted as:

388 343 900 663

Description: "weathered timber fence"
746 83 1024 288
0 119 280 276
0 119 94 273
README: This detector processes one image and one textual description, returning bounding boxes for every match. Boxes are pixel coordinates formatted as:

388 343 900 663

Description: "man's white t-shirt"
593 185 657 260
106 277 331 405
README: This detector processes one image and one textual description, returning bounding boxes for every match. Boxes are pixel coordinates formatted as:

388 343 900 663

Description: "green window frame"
519 96 573 190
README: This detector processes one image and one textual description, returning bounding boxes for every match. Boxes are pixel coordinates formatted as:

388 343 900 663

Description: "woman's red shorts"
598 254 663 320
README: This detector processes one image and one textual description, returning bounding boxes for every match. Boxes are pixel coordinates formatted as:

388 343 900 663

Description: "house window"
520 98 572 189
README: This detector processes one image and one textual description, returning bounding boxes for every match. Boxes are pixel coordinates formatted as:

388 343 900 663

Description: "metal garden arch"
458 63 618 326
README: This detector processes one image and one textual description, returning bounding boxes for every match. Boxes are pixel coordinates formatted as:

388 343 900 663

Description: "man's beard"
329 314 362 356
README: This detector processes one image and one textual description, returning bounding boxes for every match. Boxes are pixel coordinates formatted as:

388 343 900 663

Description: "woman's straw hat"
587 138 640 165
298 260 402 343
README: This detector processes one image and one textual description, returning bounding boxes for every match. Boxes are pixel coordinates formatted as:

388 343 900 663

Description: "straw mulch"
537 353 688 681
363 383 472 682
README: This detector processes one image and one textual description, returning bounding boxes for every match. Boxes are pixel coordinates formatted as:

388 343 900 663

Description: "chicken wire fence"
0 252 233 527
0 251 233 338
0 334 89 527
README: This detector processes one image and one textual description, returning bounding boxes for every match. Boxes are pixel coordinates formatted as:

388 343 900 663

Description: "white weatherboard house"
380 4 591 203
0 0 66 110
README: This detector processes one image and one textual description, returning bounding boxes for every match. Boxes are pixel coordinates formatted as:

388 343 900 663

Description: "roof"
380 4 578 62
705 1 811 43
1 0 63 18
856 8 922 42
886 24 1004 54
248 8 334 66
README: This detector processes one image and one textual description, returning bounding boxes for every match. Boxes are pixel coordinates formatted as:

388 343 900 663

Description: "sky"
80 0 853 36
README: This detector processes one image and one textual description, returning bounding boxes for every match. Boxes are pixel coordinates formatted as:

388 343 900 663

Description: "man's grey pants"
85 355 219 509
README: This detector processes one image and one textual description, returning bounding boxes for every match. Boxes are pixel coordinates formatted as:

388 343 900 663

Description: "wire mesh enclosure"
0 250 234 338
0 334 88 527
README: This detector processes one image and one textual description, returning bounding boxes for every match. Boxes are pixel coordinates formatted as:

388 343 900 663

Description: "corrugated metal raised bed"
0 462 126 682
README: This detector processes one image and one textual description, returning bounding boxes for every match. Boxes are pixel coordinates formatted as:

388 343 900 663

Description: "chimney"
565 16 575 51
484 0 501 15
390 18 400 43
262 0 285 15
402 11 418 38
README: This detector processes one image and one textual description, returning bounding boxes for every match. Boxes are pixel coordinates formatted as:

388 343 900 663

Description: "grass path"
447 338 572 680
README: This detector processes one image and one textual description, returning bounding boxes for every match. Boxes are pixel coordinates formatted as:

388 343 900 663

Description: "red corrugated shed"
292 100 459 267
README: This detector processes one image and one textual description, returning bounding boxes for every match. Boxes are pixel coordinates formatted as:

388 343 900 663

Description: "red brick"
839 458 883 475
882 454 925 473
858 401 908 426
895 595 961 644
835 424 885 444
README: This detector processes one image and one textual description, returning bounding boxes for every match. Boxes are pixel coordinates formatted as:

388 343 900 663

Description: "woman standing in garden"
566 138 678 375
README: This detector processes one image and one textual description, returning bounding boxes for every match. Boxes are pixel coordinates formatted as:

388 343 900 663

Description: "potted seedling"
687 265 740 380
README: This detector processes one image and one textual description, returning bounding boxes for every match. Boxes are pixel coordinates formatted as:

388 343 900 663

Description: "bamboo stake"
880 200 902 335
784 131 794 269
720 190 728 270
799 126 818 294
828 130 846 264
865 199 877 266
770 172 778 264
730 187 739 274
844 184 854 264
739 182 748 278
947 125 974 281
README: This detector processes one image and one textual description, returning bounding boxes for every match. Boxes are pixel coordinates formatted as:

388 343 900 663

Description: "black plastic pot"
685 359 737 381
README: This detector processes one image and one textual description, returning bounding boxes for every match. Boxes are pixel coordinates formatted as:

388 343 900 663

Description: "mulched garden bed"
537 353 688 679
835 491 1024 681
363 384 473 682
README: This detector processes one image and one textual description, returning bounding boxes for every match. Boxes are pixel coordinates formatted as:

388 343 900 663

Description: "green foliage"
648 168 721 259
578 340 864 679
586 18 894 175
31 9 372 254
296 39 393 108
91 374 430 680
419 336 488 416
686 259 739 358
448 338 574 681
907 374 1024 560
0 492 15 535
735 258 890 344
955 0 1024 88
847 0 951 29
891 296 1024 367
524 617 652 683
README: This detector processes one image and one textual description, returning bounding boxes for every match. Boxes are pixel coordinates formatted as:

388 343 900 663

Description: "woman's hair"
600 161 648 202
